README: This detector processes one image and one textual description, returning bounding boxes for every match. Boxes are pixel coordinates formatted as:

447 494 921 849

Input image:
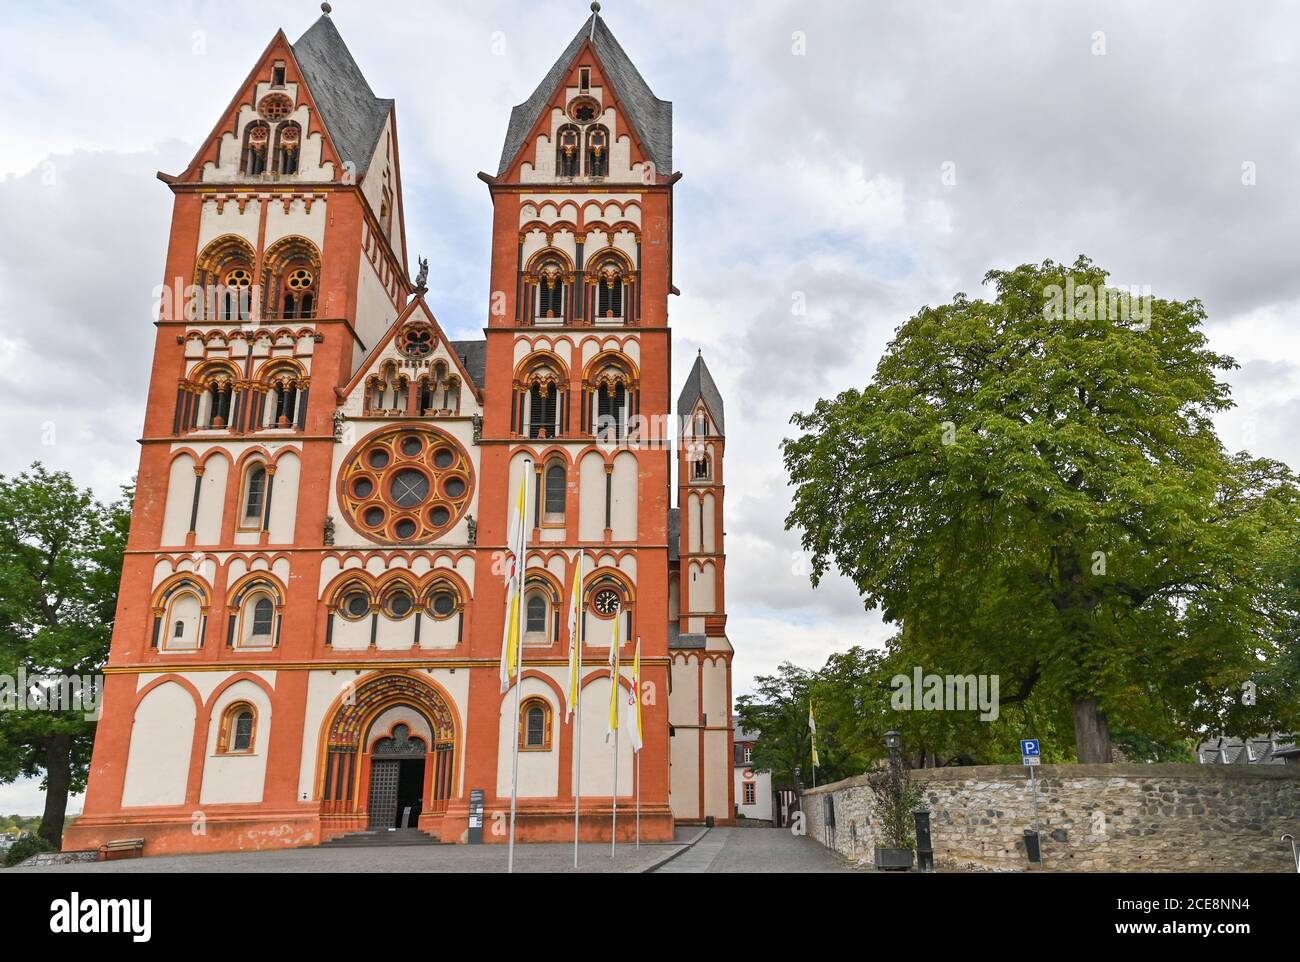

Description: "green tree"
0 464 131 849
783 257 1300 762
735 663 825 788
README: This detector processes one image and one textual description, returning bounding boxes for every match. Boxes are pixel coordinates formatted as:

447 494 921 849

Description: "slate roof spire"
496 12 672 177
293 14 393 177
677 352 724 434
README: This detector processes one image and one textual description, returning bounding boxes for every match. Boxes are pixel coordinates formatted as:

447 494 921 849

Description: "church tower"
671 353 735 824
67 8 732 855
462 8 680 839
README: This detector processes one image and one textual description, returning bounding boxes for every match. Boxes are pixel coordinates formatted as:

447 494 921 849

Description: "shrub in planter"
867 763 922 871
3 834 54 868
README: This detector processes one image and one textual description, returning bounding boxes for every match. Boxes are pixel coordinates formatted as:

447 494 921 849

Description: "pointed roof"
677 353 724 434
293 15 393 176
496 13 672 177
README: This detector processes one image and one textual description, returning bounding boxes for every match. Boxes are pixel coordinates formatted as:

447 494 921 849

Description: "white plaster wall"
578 452 605 541
577 674 635 797
161 455 196 547
121 682 196 807
199 679 272 805
669 656 699 728
610 452 637 540
194 454 229 545
264 198 327 250
669 726 700 820
495 677 560 798
267 451 300 543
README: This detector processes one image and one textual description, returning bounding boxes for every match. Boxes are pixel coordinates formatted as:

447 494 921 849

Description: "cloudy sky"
2 0 1299 813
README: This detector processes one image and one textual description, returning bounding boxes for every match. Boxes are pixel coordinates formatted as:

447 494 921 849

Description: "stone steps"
319 828 441 848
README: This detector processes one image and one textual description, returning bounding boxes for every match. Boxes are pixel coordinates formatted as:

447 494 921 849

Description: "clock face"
593 589 621 616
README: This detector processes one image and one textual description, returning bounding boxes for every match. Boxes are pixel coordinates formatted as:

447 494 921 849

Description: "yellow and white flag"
605 605 621 741
626 635 643 753
564 552 584 723
808 700 819 767
499 467 529 693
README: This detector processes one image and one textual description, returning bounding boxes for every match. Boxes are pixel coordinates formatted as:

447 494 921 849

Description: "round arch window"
341 590 370 620
430 590 457 619
384 589 415 619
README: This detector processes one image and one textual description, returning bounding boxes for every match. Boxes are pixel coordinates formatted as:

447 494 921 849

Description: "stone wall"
801 763 1300 872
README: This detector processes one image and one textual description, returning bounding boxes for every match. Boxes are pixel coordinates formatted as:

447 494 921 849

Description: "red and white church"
66 8 735 854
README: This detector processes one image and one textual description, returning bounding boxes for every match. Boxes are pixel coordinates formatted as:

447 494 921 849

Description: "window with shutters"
528 383 558 439
596 382 626 441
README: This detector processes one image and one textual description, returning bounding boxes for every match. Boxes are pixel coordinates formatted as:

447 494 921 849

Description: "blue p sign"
1020 739 1040 756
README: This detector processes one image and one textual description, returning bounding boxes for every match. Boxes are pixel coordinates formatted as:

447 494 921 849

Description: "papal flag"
605 604 621 741
564 552 584 723
626 635 643 753
498 467 529 693
808 700 819 767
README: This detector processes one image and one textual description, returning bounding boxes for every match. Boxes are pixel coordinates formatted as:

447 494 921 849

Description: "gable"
496 15 672 180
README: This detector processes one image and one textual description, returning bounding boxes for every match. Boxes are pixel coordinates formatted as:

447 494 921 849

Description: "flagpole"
572 552 584 870
635 635 641 849
612 721 619 858
507 462 531 875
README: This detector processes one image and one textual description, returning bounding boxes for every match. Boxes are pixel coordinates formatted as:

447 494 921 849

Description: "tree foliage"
782 258 1300 761
0 464 131 848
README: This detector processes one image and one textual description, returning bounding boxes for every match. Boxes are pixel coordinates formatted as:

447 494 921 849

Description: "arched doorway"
366 723 427 829
319 673 458 830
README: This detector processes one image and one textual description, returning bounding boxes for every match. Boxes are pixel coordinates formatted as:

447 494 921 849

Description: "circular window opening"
431 591 456 618
342 592 369 619
390 469 430 508
386 591 414 617
432 448 454 469
394 517 418 540
352 477 374 499
444 476 467 499
364 506 386 528
428 505 451 528
400 435 423 457
368 448 390 469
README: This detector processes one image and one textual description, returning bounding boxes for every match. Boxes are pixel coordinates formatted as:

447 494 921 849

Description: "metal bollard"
1024 829 1042 864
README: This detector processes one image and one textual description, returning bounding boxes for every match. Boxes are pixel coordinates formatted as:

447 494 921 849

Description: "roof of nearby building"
496 13 672 177
668 623 706 648
293 15 393 176
733 725 760 743
677 353 724 434
450 339 487 391
1197 734 1299 765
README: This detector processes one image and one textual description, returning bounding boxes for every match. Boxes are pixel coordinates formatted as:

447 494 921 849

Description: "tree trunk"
1072 698 1112 763
39 733 72 850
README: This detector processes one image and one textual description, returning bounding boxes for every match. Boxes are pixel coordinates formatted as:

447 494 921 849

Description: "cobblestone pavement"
655 827 855 873
8 837 693 874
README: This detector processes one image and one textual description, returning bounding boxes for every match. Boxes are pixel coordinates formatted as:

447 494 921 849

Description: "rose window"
339 427 473 544
259 93 293 120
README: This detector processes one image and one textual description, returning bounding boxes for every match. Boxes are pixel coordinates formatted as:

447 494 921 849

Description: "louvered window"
528 384 558 439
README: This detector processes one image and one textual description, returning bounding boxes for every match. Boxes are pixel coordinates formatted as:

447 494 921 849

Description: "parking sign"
1020 739 1040 757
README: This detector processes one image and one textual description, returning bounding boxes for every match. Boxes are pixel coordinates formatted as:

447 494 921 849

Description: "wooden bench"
98 838 145 861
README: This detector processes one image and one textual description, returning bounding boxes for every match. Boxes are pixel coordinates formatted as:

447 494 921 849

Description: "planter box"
874 846 914 871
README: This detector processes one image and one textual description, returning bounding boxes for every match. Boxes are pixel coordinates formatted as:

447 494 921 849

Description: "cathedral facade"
66 10 734 854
